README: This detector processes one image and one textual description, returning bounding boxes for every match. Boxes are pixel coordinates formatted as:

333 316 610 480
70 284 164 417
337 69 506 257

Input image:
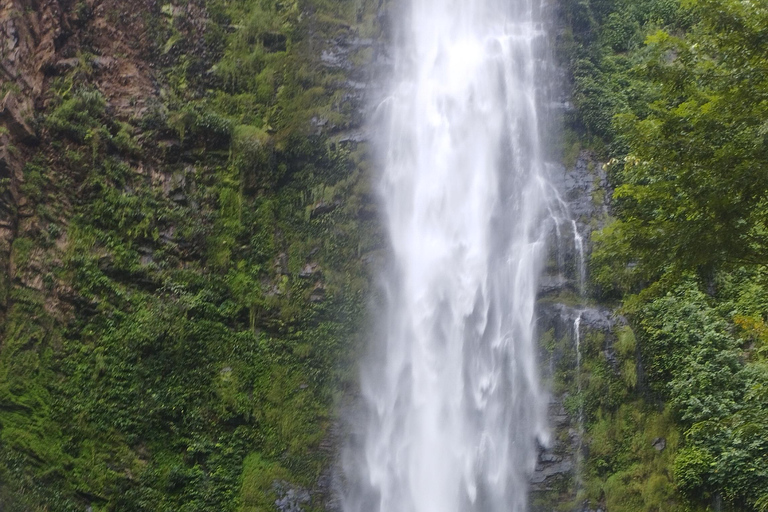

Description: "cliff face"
0 0 157 318
0 0 387 510
0 0 61 315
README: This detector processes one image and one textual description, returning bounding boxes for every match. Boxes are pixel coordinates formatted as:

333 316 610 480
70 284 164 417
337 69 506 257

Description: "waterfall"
343 0 556 510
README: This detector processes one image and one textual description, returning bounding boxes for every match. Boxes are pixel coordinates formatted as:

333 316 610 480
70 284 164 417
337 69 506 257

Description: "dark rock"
309 283 326 303
310 201 339 219
51 57 79 72
160 227 175 244
538 302 616 333
262 32 287 52
0 91 35 141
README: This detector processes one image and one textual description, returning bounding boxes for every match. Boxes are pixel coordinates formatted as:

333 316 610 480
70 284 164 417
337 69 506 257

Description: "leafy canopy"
603 0 768 280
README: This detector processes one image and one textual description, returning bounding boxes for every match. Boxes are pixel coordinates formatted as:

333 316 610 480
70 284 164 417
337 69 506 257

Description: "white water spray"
343 1 557 511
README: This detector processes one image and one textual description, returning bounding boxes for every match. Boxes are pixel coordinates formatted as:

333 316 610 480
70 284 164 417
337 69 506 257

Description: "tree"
600 0 768 281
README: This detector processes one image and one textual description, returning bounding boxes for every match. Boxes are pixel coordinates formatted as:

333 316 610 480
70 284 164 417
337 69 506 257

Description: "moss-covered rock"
0 0 386 509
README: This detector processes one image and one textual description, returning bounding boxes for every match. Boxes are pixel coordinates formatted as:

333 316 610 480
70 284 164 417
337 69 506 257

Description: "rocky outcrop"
530 148 618 510
0 0 64 314
0 0 159 319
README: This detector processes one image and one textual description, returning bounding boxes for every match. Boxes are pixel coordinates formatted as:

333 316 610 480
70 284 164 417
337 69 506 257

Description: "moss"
239 453 289 512
46 89 106 141
582 403 682 512
561 127 582 169
0 0 382 509
10 237 35 269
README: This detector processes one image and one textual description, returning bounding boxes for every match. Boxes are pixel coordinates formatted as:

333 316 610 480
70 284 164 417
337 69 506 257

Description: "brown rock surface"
0 0 159 315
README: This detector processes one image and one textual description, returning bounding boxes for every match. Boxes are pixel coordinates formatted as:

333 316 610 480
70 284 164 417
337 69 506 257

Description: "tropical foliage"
563 0 768 509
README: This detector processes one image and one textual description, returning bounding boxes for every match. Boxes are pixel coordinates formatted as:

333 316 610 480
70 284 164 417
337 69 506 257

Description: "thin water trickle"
343 1 559 511
574 314 583 404
573 312 585 497
572 220 585 294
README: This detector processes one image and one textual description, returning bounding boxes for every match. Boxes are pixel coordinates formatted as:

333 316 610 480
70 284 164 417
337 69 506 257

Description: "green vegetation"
4 0 767 510
0 0 382 510
562 0 768 510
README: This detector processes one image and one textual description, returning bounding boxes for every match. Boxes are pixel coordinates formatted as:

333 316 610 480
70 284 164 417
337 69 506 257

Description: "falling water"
571 220 585 294
573 312 585 494
343 0 556 511
573 313 583 424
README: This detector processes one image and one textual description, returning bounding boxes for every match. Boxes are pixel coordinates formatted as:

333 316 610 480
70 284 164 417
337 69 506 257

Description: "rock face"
0 0 158 321
0 0 64 316
274 481 311 512
530 150 618 511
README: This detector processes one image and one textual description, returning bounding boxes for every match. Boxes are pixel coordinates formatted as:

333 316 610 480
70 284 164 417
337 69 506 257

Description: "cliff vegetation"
0 0 384 510
559 0 768 510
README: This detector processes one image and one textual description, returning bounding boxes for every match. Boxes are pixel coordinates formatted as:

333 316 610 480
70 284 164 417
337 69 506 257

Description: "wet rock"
549 151 611 223
320 36 375 71
538 273 569 295
299 262 319 278
275 253 288 275
547 398 570 427
321 49 349 69
311 116 330 133
309 283 326 303
273 481 310 512
540 452 563 463
530 459 574 484
338 129 368 144
538 302 616 333
345 79 367 90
